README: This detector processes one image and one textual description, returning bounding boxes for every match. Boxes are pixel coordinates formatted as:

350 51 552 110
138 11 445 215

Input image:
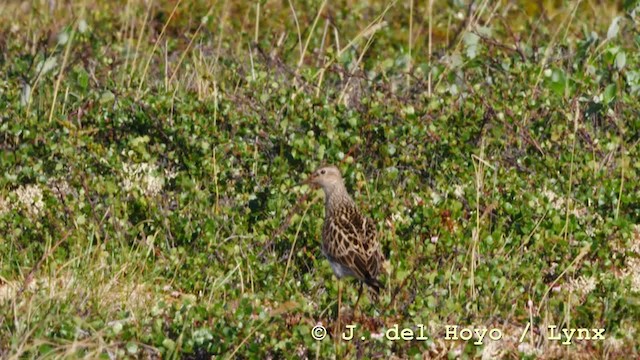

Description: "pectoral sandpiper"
304 165 384 330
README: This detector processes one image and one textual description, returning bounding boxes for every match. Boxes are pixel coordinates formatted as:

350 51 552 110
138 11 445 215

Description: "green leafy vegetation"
1 0 639 358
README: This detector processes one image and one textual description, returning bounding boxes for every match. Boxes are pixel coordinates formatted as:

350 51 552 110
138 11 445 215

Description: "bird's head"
303 165 343 190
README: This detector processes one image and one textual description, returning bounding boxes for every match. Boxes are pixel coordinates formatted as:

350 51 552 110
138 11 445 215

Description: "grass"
1 0 640 358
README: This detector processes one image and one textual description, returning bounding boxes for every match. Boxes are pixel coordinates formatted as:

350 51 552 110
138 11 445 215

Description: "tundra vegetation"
0 0 639 358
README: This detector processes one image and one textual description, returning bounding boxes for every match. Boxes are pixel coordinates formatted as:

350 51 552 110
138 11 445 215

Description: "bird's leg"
336 279 342 341
353 281 364 317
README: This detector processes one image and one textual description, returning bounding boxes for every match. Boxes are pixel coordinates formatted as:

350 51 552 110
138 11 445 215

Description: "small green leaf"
604 83 616 104
387 144 396 156
112 322 123 334
548 69 567 97
77 68 89 89
463 31 480 59
162 338 176 351
615 51 626 70
403 105 415 117
126 342 138 354
100 91 115 104
607 16 622 40
36 57 58 76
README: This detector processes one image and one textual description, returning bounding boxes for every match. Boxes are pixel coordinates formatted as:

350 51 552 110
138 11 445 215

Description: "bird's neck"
322 182 355 216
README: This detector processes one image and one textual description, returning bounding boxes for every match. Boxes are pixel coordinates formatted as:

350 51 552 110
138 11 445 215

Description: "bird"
304 165 384 327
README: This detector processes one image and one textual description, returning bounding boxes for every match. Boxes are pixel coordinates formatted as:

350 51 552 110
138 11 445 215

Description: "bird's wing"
325 209 382 281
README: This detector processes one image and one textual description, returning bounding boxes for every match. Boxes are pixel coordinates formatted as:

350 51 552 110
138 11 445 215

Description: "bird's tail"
364 277 383 301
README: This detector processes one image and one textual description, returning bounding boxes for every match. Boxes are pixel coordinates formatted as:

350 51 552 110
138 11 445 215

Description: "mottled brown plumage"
305 165 384 295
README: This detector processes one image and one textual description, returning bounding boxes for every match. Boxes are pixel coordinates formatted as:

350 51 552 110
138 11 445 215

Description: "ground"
0 0 639 359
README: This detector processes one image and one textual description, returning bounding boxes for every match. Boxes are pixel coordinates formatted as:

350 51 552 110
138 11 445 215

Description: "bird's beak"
300 174 316 187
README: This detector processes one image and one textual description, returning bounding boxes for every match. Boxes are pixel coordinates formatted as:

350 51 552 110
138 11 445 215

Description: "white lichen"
454 184 465 198
565 275 597 296
47 178 74 199
517 342 542 356
481 339 502 360
623 257 640 293
121 162 174 197
619 225 640 293
0 196 10 217
15 184 45 217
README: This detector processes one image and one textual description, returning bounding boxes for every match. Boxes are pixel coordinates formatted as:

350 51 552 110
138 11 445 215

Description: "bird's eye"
320 170 326 175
